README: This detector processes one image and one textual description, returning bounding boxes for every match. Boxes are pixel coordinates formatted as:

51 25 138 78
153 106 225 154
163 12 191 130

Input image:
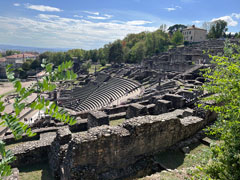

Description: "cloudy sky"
0 0 240 49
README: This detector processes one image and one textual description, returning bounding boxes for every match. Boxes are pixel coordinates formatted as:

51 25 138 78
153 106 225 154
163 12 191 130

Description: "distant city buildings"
0 53 38 78
182 25 207 42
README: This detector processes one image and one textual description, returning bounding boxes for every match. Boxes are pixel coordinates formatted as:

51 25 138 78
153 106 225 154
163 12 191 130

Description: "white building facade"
182 25 207 42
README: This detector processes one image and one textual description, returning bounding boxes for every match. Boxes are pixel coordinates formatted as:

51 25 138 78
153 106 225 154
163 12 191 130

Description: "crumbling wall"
49 108 213 180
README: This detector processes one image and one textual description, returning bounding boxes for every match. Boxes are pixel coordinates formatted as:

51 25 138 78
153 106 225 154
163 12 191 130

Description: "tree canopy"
208 20 228 39
168 24 187 35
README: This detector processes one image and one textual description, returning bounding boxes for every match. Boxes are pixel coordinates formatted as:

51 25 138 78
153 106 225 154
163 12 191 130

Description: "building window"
189 31 191 34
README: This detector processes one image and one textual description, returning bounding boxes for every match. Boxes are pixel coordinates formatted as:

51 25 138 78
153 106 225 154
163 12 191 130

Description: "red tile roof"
6 53 37 59
0 58 6 62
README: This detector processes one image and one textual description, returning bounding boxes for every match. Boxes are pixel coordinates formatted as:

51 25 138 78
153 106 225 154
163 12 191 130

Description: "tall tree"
208 20 228 39
168 24 187 35
108 40 123 64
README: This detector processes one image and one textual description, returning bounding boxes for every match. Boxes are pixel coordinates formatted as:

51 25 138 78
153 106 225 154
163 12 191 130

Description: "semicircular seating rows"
60 75 140 112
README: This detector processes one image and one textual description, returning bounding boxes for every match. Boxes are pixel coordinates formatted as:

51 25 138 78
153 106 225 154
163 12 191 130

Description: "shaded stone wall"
49 108 214 180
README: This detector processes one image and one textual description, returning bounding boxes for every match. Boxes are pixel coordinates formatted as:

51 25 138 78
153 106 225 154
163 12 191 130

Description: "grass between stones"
110 118 126 126
18 161 53 180
139 138 215 180
89 64 111 74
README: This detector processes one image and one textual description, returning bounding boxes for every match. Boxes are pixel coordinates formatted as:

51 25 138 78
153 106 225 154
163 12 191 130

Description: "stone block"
88 111 109 129
56 127 72 145
177 90 195 100
180 116 204 139
69 118 88 133
162 94 185 109
153 100 172 115
146 104 155 115
126 103 148 119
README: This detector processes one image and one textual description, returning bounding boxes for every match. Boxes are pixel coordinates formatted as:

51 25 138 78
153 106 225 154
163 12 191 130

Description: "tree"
171 31 184 46
108 40 124 64
0 61 77 178
208 20 228 39
81 61 91 72
21 62 31 71
199 40 240 179
129 41 146 63
30 59 41 70
168 24 187 35
5 50 21 56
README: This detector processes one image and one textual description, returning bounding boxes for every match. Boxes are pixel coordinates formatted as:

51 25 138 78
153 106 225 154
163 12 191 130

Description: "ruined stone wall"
49 108 214 180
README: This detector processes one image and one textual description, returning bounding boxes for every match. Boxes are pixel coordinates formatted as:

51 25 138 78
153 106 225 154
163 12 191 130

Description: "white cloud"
165 8 176 12
104 14 113 19
0 15 157 49
74 15 83 18
232 13 240 19
175 6 182 9
13 3 20 7
87 14 113 20
126 20 152 25
38 14 60 19
88 16 108 20
212 16 238 27
164 6 181 12
25 4 62 12
83 11 100 16
192 20 202 24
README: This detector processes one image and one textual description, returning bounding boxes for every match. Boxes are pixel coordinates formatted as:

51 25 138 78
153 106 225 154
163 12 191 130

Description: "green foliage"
199 40 240 179
208 20 228 39
38 25 172 66
0 60 77 178
100 59 106 66
0 141 15 178
5 50 21 56
168 24 187 35
171 31 184 46
108 40 124 64
81 61 91 72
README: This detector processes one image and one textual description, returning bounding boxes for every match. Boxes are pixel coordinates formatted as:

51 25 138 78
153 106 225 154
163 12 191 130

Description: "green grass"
110 118 125 126
154 142 211 170
139 141 213 180
89 64 111 74
19 162 54 180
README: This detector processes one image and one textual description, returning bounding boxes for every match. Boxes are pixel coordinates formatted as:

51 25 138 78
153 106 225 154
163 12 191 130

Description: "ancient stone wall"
49 108 215 180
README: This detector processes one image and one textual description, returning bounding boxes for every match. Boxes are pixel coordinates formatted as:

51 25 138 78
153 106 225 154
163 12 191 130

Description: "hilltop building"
182 25 207 42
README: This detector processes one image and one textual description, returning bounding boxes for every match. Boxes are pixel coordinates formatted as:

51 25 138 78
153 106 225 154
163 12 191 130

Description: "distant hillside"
0 44 69 53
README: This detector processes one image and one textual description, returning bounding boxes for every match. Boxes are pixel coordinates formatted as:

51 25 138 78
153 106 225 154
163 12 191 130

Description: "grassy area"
154 142 211 170
19 162 53 180
110 118 125 126
89 64 111 74
139 141 213 180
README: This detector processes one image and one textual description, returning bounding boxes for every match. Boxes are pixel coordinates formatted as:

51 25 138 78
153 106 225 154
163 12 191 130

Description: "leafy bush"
199 40 240 179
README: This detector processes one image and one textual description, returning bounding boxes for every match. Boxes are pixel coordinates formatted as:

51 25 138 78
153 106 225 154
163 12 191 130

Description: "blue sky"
0 0 239 49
